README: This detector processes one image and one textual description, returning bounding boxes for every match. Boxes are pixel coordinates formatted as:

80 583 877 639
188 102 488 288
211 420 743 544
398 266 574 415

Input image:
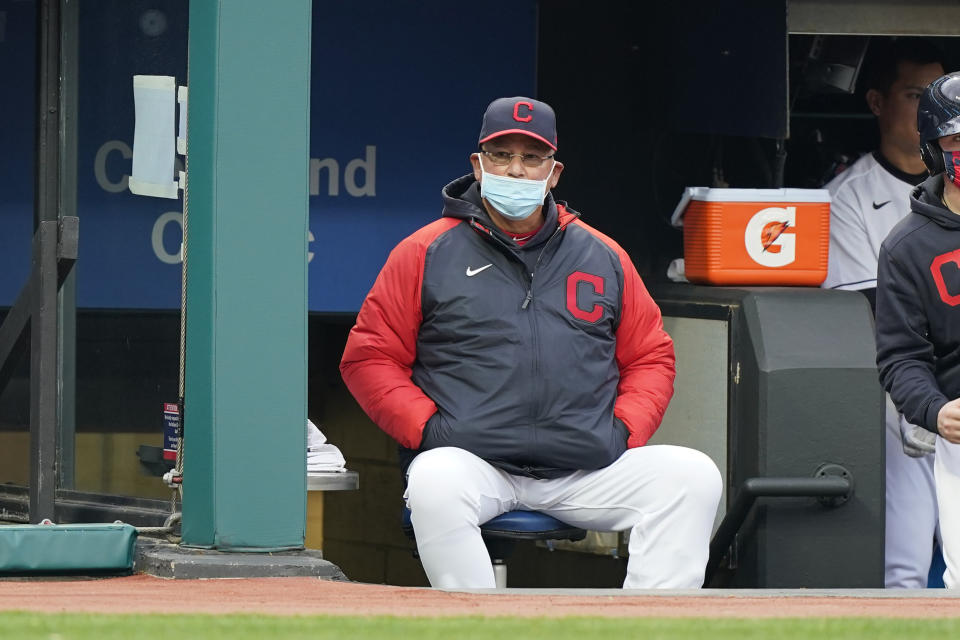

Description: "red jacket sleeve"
339 220 458 448
614 251 676 447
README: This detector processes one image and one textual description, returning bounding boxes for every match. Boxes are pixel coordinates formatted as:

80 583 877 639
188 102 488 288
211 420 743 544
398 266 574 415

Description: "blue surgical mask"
477 154 556 220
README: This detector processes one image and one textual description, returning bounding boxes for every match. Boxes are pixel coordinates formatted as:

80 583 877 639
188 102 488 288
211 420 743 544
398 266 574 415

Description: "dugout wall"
654 284 884 588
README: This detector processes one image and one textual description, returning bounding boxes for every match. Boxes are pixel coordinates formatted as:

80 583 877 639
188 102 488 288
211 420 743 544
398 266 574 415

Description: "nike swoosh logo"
873 200 891 209
465 264 493 277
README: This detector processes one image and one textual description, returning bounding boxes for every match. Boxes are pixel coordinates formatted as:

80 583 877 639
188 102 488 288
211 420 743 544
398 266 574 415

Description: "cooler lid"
670 186 831 228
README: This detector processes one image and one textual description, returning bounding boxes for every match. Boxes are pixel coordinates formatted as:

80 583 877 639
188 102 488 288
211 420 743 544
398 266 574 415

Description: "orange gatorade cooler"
671 187 831 286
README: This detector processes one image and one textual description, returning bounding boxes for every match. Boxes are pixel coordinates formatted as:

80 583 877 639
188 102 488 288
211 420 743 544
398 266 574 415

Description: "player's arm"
875 245 949 435
340 235 439 449
612 248 676 448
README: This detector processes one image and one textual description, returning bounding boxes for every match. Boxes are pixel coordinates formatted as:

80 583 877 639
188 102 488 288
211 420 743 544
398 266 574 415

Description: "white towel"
307 419 327 448
307 419 346 473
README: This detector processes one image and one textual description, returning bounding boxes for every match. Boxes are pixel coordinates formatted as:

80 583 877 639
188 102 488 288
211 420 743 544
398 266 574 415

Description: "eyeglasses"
481 150 555 168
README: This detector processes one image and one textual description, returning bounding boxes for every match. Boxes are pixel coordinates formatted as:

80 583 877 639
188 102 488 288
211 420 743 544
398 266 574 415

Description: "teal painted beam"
182 1 310 550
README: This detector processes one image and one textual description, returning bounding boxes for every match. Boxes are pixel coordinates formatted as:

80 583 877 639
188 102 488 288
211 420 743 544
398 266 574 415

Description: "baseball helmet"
918 72 960 175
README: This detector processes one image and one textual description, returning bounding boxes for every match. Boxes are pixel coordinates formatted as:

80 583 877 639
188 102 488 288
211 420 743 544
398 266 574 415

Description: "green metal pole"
182 1 310 550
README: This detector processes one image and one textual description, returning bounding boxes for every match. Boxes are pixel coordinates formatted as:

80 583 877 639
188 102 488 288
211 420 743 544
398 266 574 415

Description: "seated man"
340 96 722 589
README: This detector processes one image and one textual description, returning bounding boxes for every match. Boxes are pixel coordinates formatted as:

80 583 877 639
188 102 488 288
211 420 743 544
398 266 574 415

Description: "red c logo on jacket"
930 248 960 306
566 272 604 322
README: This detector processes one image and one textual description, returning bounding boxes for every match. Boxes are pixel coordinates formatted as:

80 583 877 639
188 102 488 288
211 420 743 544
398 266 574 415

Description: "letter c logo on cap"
513 101 533 123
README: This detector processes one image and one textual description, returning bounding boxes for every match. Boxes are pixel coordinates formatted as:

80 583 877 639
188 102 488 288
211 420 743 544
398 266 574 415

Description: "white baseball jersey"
823 152 927 291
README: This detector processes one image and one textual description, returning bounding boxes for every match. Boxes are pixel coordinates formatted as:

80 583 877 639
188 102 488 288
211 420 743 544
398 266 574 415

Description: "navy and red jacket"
877 175 960 433
340 175 675 478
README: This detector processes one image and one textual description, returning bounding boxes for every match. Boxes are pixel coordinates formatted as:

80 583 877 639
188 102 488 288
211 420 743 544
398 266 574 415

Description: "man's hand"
937 398 960 444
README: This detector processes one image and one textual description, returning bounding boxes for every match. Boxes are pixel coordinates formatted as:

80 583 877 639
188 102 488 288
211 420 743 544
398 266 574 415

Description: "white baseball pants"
884 395 939 588
405 445 722 589
936 435 960 589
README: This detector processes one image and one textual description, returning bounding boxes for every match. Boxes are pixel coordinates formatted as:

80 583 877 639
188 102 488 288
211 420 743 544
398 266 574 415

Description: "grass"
1 613 960 640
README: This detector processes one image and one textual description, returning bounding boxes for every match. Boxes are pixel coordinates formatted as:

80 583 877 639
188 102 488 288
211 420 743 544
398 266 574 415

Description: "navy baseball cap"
478 97 558 151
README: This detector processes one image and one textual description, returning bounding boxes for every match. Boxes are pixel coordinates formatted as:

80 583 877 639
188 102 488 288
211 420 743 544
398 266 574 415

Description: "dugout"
1 0 959 586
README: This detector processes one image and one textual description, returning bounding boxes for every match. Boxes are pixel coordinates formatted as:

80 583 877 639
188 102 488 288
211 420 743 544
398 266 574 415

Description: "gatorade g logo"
566 271 604 323
513 101 533 123
930 248 960 306
744 207 796 267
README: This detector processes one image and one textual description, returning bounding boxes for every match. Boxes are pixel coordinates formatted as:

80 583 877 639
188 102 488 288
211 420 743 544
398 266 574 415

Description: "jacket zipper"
521 224 565 309
469 216 571 459
525 225 567 447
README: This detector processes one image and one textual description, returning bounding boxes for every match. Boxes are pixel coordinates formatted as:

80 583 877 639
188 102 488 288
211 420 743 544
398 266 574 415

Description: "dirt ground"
1 575 959 618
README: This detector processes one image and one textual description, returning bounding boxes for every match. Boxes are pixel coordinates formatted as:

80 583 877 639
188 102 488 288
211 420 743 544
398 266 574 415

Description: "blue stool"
401 507 587 587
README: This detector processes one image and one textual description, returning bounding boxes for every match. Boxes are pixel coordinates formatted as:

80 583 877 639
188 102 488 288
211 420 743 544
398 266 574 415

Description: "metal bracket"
815 463 854 507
